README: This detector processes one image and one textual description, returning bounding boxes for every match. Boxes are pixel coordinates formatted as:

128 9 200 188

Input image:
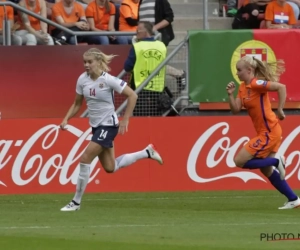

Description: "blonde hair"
239 55 285 82
83 48 116 72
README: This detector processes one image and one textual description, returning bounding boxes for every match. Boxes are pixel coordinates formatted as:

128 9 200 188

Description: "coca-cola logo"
187 122 300 183
0 125 100 187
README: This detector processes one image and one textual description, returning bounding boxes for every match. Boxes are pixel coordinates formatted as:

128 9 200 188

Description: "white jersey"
76 72 127 127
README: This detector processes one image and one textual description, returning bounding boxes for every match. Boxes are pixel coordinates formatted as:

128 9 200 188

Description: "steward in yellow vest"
124 21 167 116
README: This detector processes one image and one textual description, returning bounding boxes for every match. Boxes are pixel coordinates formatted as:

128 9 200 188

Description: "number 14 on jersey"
90 88 95 96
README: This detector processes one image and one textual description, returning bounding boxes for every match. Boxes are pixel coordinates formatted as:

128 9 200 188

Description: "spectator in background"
124 21 167 116
75 0 92 10
138 0 186 91
119 0 139 44
51 0 98 44
110 0 122 30
0 0 22 45
138 0 173 46
46 0 93 18
234 1 299 29
17 0 54 45
232 0 271 29
86 0 128 44
287 0 300 19
7 0 21 15
45 0 57 18
265 0 296 28
227 0 238 17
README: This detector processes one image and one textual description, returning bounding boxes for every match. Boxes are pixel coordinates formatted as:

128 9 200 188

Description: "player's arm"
228 95 242 114
226 81 242 114
62 94 84 122
121 86 138 120
268 82 286 113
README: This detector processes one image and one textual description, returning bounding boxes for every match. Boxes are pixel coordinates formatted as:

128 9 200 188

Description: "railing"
0 2 137 45
116 35 189 117
203 0 209 30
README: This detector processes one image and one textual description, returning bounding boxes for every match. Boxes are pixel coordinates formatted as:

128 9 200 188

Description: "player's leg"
234 134 285 179
61 128 105 211
263 151 300 210
99 144 163 173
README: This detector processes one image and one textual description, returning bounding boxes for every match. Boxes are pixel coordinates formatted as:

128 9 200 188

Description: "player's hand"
277 109 285 120
118 118 129 135
60 120 68 130
226 81 236 95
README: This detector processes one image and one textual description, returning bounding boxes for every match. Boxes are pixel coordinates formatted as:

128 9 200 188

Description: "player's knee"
234 157 244 168
260 166 273 177
80 152 92 164
101 158 116 173
104 167 114 174
103 163 115 173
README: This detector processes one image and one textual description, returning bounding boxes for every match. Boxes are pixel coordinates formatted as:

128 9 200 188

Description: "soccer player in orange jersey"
227 55 300 209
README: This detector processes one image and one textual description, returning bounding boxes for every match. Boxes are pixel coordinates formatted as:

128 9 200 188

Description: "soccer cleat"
278 197 300 210
146 144 163 165
276 156 286 180
60 201 80 211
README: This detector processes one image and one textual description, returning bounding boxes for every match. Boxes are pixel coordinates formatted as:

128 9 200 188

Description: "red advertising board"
0 46 131 119
0 117 299 194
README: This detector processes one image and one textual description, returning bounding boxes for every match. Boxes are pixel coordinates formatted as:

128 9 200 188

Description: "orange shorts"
244 123 282 158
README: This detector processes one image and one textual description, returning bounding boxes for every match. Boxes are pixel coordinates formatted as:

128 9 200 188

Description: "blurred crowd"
227 0 300 29
0 0 175 46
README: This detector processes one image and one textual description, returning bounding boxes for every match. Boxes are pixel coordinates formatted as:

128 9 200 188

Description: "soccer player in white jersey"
60 48 163 211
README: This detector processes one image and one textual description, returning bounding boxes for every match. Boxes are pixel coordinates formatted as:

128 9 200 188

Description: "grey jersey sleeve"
106 74 127 94
76 75 84 95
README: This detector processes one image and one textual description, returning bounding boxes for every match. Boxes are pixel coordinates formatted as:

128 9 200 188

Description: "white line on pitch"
1 222 299 230
53 195 280 202
0 195 281 203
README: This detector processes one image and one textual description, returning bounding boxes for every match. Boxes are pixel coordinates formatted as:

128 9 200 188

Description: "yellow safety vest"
133 40 166 92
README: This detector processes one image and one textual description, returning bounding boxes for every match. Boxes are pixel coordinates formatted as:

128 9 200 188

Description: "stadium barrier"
0 116 299 194
188 29 300 107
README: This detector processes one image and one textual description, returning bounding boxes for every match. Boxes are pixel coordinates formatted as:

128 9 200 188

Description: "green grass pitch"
0 191 299 250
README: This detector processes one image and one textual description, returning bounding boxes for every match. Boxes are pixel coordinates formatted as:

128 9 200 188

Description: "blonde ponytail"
240 55 285 82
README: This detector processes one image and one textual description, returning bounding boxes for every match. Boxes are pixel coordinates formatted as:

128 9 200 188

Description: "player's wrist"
122 116 130 121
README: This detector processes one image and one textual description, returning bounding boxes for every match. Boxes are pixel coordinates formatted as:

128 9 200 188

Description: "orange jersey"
119 0 139 31
18 0 42 31
265 1 296 25
237 78 278 134
85 1 115 30
52 1 85 24
0 0 13 30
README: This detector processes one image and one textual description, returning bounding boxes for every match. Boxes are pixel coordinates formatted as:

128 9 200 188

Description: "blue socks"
243 158 297 201
243 158 279 169
268 170 298 201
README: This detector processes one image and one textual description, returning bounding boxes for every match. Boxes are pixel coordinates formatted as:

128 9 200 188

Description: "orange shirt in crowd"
0 0 13 30
52 1 85 24
19 0 42 31
265 1 296 25
119 0 139 31
85 1 115 30
237 78 278 133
